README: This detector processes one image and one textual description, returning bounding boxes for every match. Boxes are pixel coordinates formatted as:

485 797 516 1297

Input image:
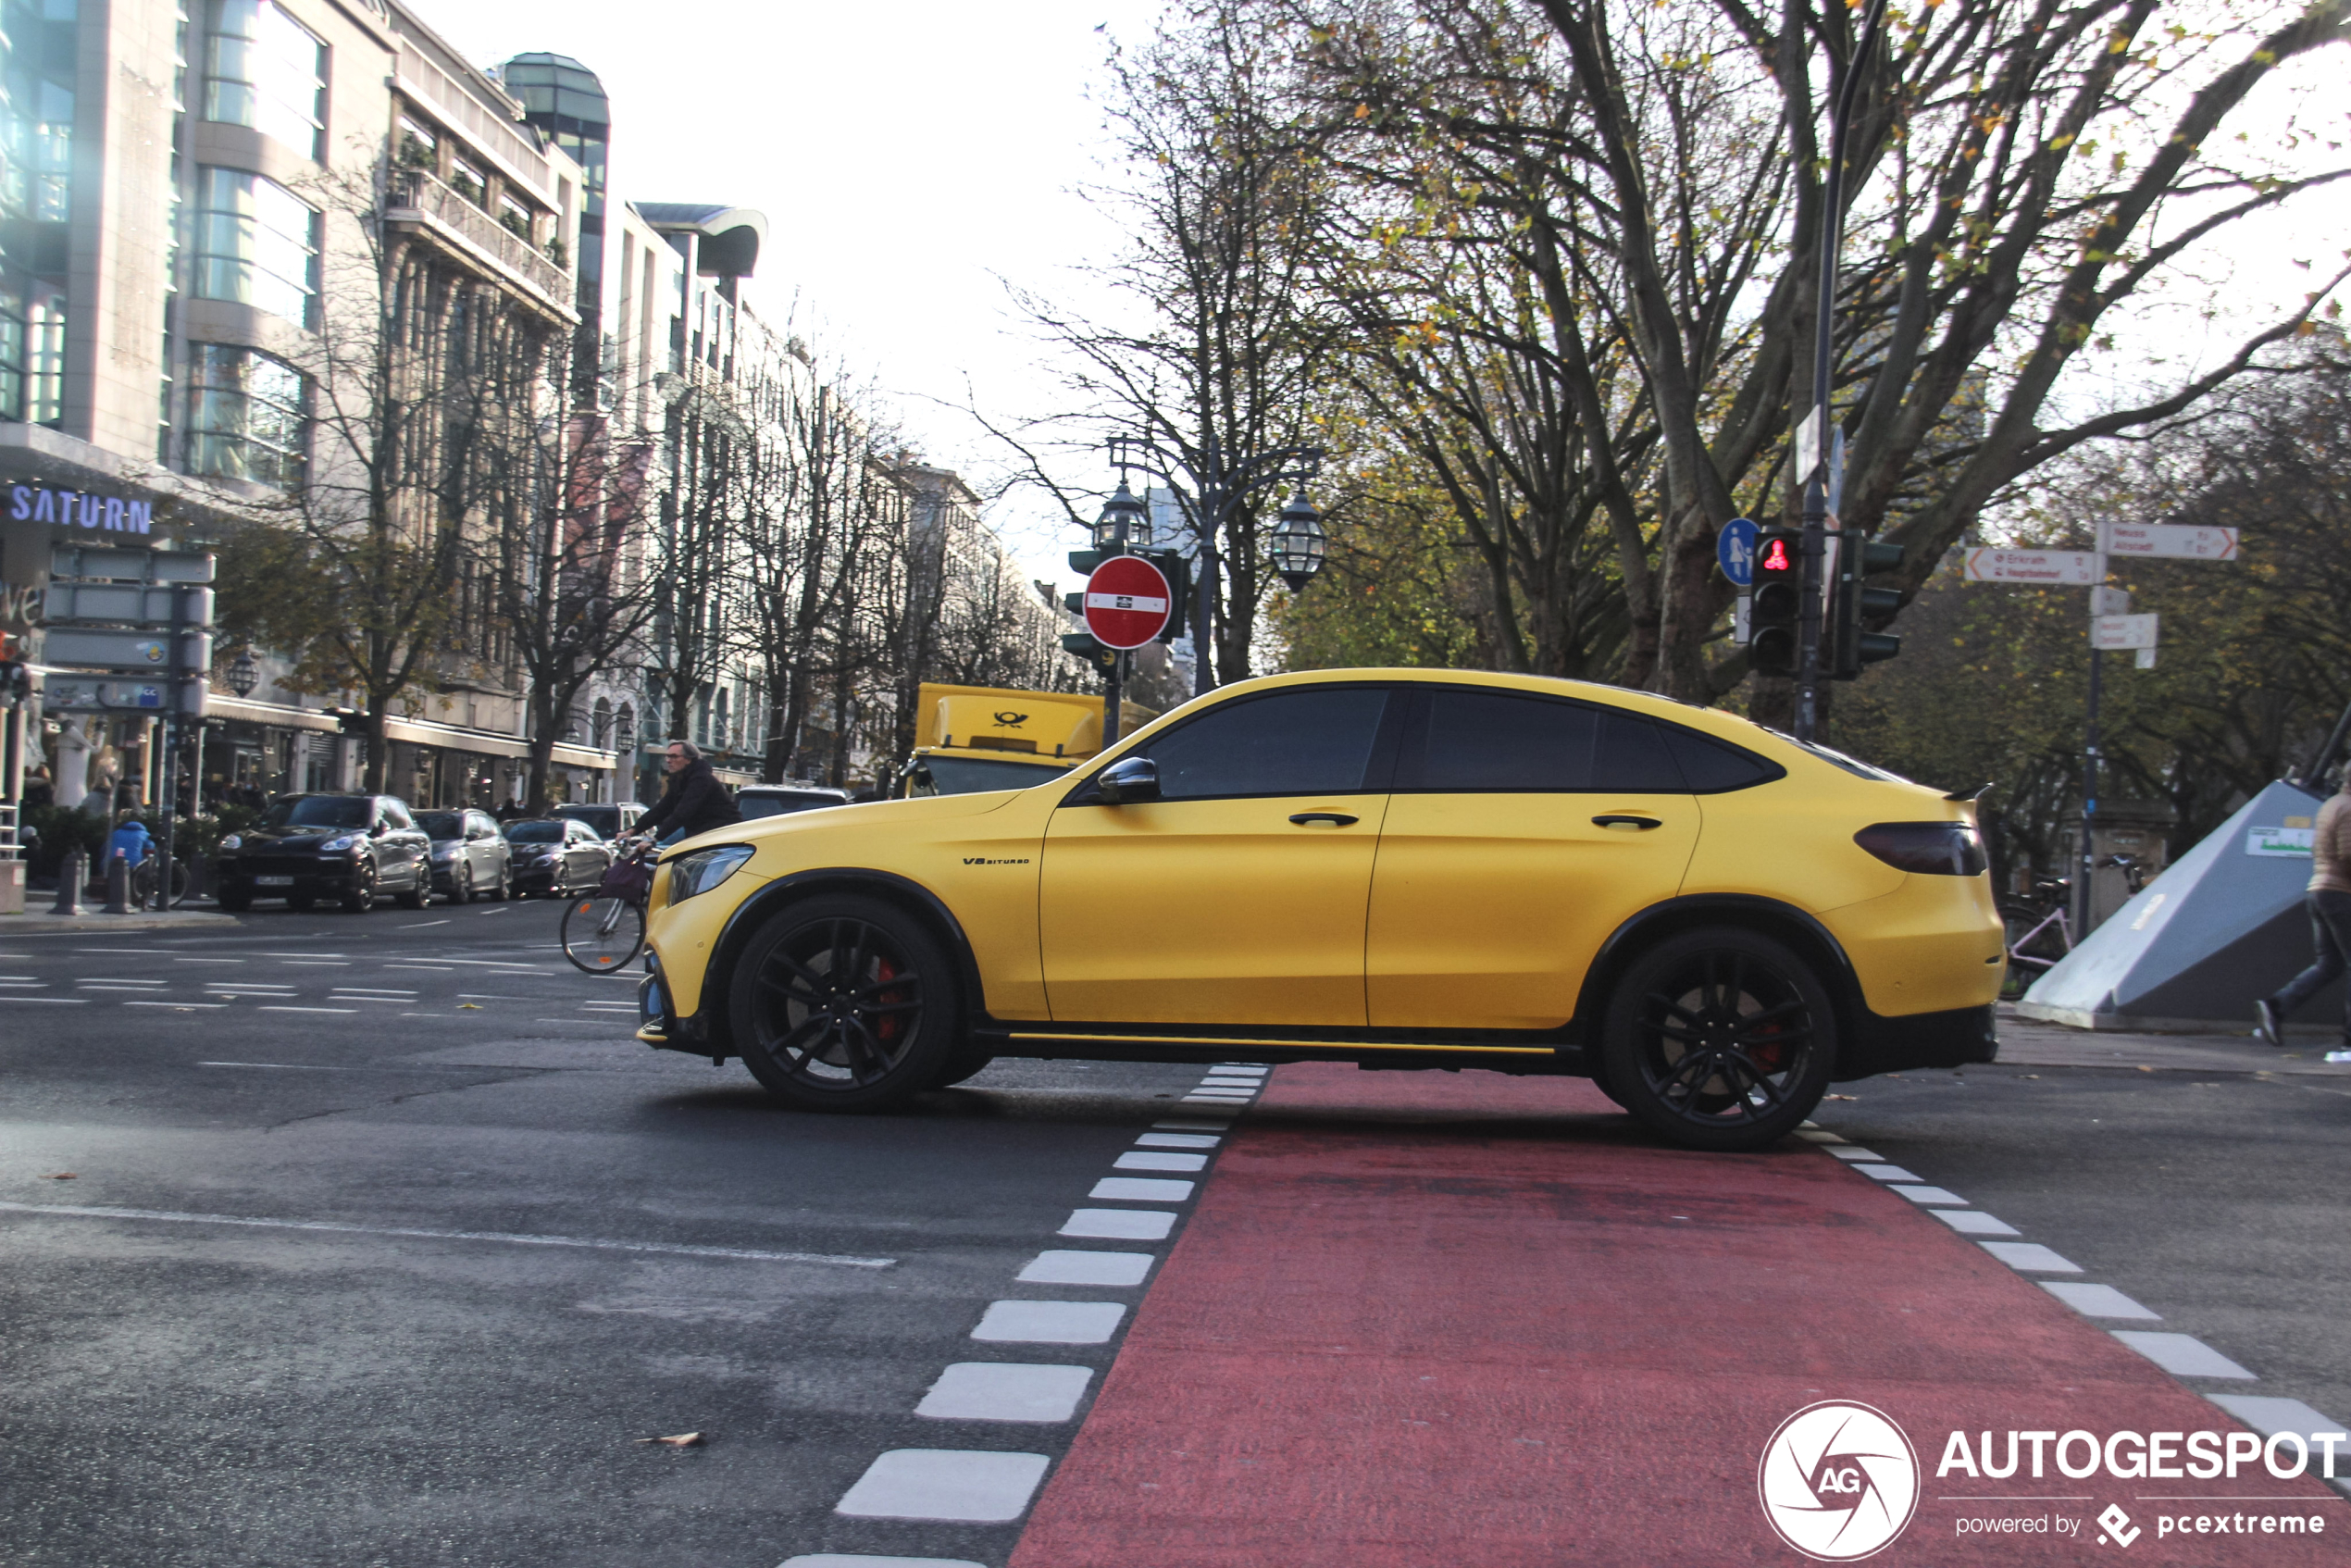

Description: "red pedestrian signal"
1748 528 1804 677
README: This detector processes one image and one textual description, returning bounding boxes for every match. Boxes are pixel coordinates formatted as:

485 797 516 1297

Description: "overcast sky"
428 2 2348 579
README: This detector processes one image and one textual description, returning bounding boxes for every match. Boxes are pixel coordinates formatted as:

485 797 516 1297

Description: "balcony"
394 42 551 202
383 169 577 322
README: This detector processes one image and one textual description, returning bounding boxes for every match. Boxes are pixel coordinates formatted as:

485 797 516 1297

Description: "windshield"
740 792 844 820
907 755 1068 797
417 812 465 840
262 796 370 830
558 807 616 835
504 821 565 843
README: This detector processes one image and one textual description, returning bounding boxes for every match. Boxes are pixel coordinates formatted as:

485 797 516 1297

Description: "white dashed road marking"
1088 1176 1193 1202
2040 1282 2161 1320
781 1558 984 1568
1886 1184 1969 1206
970 1300 1125 1344
1976 1240 2083 1273
1059 1208 1176 1240
1015 1250 1154 1287
914 1363 1093 1423
1133 1132 1218 1149
2112 1331 2258 1380
1113 1151 1207 1173
834 1449 1051 1523
1930 1209 2020 1237
1849 1164 1923 1182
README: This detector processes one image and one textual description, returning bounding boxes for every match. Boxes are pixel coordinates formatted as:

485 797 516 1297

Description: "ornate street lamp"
1271 490 1325 593
1092 479 1150 552
226 650 259 698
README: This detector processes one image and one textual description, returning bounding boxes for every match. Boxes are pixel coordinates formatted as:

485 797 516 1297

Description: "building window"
193 168 318 328
0 281 68 426
188 342 306 487
203 0 326 160
395 115 435 172
449 156 486 207
497 193 531 244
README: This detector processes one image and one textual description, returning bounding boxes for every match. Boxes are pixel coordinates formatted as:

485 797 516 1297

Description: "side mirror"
1094 755 1160 806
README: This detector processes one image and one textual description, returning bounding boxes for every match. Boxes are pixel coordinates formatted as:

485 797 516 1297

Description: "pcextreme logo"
1759 1400 1922 1562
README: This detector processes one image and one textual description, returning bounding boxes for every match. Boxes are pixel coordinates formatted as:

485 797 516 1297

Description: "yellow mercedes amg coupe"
635 669 2003 1150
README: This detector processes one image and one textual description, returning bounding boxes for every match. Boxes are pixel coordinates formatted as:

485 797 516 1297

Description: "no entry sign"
1083 554 1173 649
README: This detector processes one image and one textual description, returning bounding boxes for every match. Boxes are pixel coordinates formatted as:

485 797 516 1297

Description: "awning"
203 695 342 734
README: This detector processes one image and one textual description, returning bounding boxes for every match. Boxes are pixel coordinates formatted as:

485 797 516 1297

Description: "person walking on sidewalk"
2256 775 2351 1053
634 740 741 847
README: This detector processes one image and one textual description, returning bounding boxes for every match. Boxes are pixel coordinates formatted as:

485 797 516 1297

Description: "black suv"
215 794 433 913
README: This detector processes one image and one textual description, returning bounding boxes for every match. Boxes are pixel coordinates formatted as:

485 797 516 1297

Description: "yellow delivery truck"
900 683 1159 797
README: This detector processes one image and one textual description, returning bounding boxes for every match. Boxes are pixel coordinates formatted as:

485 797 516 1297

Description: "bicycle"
560 838 655 975
1999 877 2073 976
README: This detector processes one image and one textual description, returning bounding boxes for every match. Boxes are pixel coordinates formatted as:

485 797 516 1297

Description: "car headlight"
218 834 242 851
665 843 754 902
317 834 362 853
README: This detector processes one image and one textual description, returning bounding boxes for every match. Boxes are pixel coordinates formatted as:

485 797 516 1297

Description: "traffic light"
1748 528 1803 677
1059 630 1118 676
1831 534 1903 678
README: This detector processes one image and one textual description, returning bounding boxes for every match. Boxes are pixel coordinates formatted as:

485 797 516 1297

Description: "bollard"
50 848 85 916
104 852 131 915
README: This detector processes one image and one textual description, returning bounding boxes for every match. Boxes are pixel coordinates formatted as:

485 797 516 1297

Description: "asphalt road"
4 906 2346 1566
0 902 1218 1568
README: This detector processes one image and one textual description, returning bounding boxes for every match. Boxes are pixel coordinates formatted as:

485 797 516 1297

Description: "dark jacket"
638 757 741 840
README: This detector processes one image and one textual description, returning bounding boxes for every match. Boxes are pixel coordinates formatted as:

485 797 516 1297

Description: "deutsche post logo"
1759 1400 1921 1561
992 711 1028 728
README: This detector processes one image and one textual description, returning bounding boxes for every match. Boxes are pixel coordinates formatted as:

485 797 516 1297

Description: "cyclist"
633 740 740 847
2256 771 2351 1053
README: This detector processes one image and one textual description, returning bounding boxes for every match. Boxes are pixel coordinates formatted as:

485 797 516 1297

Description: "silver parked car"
737 783 852 821
417 809 513 904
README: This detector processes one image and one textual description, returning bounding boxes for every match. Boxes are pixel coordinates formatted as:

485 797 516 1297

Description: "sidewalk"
0 909 242 935
1994 1003 2351 1076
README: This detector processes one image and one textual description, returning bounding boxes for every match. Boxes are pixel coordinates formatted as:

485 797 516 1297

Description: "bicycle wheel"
561 894 644 974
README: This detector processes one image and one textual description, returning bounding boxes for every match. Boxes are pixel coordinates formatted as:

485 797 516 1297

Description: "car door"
470 814 505 882
378 800 427 889
1039 682 1399 1027
1364 685 1701 1030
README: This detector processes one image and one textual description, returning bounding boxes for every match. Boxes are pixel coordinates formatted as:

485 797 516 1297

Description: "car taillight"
1854 821 1986 876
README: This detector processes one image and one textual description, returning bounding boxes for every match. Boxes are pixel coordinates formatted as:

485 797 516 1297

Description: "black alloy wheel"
490 862 512 902
392 865 429 910
1598 927 1834 1151
339 861 378 914
729 894 960 1113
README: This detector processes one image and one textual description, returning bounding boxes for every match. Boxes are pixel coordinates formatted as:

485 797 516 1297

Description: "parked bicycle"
559 838 656 974
1999 877 2073 975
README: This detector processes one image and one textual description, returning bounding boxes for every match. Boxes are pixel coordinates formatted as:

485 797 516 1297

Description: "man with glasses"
631 740 741 848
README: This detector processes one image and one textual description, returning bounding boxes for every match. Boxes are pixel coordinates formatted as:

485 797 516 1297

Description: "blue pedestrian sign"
1718 517 1760 588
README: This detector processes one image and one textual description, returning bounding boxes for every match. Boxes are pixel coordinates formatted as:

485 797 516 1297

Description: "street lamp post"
1795 0 1891 743
1102 435 1325 697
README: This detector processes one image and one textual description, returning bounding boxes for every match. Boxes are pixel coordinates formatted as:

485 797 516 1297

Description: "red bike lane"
1011 1064 2343 1566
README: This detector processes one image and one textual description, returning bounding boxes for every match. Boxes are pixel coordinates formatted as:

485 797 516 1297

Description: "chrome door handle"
1288 812 1360 828
1591 815 1661 830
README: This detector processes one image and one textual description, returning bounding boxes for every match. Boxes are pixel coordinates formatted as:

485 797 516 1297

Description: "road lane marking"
1826 1147 1884 1161
915 1363 1093 1424
1113 1151 1207 1173
0 1201 896 1267
0 997 86 1004
1088 1176 1192 1202
1152 1119 1229 1132
124 1001 227 1010
834 1448 1050 1523
971 1300 1125 1343
1886 1184 1969 1206
1059 1208 1176 1240
279 961 350 967
73 947 161 953
1931 1209 2020 1236
1977 1240 2083 1273
398 920 450 929
781 1559 985 1568
2111 1331 2258 1379
1016 1251 1154 1287
1134 1133 1218 1149
1850 1164 1922 1181
2041 1282 2161 1320
258 952 348 958
258 1006 357 1014
171 957 243 964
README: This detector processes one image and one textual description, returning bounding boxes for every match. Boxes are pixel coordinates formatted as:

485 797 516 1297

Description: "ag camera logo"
1759 1400 1921 1561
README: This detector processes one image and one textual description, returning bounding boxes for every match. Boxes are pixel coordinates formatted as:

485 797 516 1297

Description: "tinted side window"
1412 689 1685 792
1656 723 1785 792
1141 687 1390 800
380 800 415 830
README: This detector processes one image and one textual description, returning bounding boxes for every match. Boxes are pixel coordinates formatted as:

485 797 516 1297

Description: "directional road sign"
2101 522 2239 561
2092 613 2158 651
1717 517 1759 587
1083 554 1173 650
42 628 212 672
1962 548 2103 585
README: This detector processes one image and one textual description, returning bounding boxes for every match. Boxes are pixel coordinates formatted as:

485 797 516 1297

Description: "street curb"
0 912 243 934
